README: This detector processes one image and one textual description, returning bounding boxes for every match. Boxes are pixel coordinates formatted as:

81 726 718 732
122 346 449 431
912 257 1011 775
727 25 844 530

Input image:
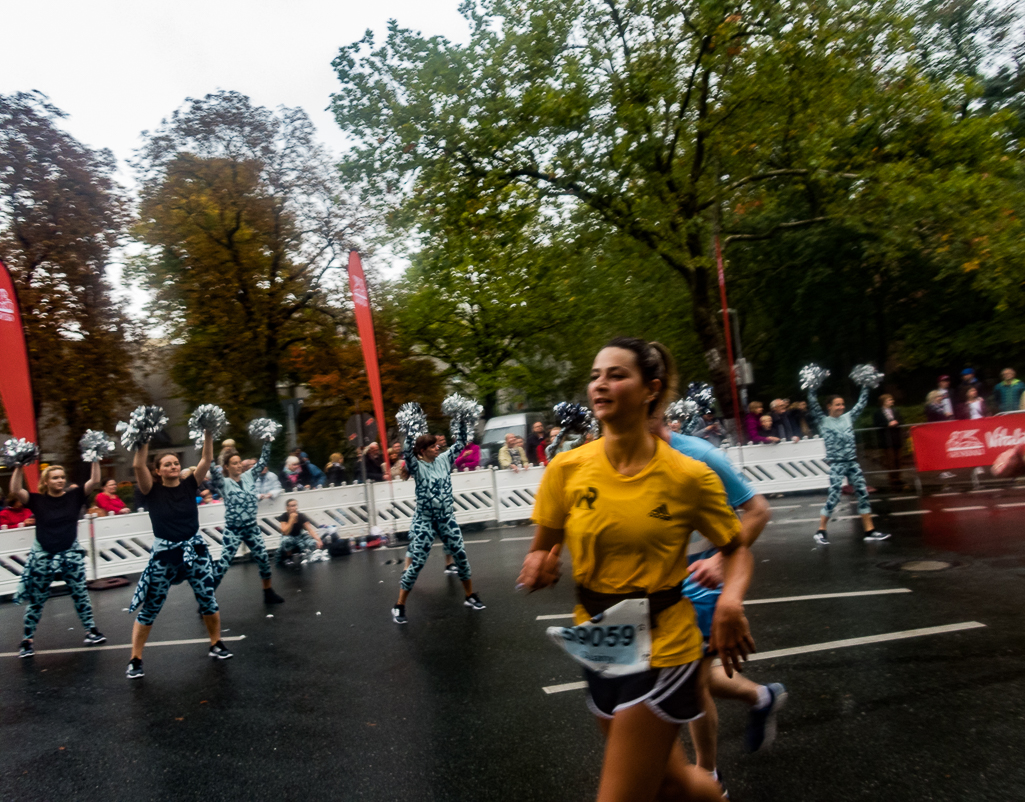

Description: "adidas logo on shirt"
648 503 671 521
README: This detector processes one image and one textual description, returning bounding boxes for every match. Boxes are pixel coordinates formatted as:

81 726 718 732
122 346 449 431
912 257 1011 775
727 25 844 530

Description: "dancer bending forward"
211 443 284 604
392 420 483 624
126 432 232 679
12 463 106 658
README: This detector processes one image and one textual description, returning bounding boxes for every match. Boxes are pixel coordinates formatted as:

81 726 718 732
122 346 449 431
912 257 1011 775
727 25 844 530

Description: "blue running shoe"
745 683 787 752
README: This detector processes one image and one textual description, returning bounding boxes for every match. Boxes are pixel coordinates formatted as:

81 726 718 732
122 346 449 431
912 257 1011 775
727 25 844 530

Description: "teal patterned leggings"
19 551 95 639
215 523 272 584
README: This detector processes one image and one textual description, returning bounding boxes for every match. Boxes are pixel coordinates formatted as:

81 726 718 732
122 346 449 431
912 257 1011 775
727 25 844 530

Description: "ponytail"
604 337 677 417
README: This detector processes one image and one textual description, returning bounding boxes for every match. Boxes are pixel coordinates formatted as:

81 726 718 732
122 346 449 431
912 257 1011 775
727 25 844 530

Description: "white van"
479 412 546 466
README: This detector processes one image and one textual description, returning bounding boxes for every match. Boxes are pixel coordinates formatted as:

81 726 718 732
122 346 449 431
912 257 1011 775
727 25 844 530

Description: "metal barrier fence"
0 439 832 597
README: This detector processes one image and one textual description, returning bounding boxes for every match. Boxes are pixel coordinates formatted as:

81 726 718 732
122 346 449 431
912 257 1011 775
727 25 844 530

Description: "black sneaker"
444 563 458 575
126 658 144 679
263 588 285 604
391 604 408 624
464 593 486 610
745 683 787 752
84 628 107 646
864 530 891 542
209 641 234 660
18 640 34 659
813 530 830 545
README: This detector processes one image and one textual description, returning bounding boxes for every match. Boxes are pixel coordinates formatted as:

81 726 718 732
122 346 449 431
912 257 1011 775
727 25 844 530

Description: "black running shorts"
584 660 703 725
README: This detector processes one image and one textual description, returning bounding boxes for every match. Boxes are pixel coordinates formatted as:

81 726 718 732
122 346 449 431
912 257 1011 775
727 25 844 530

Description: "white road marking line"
932 492 960 497
969 489 1000 494
463 539 491 544
887 496 920 501
535 588 913 620
834 514 878 521
772 517 822 524
542 622 986 694
770 505 802 511
1 635 247 659
891 510 930 516
432 539 491 547
501 536 535 542
997 502 1025 508
942 506 987 512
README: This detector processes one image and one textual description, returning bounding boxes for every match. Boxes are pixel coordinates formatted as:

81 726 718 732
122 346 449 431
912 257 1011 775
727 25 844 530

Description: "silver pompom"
799 364 831 391
1 438 41 468
441 393 483 438
248 418 282 443
687 382 716 414
79 429 116 463
116 405 169 451
666 398 701 430
397 402 429 440
188 404 228 448
850 364 884 389
546 402 596 459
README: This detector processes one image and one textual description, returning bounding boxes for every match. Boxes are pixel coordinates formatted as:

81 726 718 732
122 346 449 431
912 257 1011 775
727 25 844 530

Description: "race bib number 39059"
546 598 652 677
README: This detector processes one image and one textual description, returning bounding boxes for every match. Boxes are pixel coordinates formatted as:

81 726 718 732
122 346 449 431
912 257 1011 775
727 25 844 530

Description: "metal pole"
715 237 745 443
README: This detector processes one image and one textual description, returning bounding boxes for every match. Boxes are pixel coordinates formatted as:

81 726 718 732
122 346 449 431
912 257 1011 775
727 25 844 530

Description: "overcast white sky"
3 0 469 312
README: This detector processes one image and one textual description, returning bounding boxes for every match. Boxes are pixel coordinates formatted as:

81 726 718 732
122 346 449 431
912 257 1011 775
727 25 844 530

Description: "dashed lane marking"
997 502 1025 509
0 635 247 659
942 506 987 512
969 489 1001 494
535 588 913 620
887 496 920 501
501 536 535 542
932 492 960 497
542 622 986 694
772 517 822 524
891 510 930 516
770 505 802 511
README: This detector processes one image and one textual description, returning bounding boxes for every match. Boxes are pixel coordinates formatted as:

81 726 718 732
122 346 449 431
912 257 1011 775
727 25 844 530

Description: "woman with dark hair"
209 444 284 605
0 493 34 528
11 462 106 658
95 478 130 515
518 337 754 802
391 422 484 624
126 432 232 679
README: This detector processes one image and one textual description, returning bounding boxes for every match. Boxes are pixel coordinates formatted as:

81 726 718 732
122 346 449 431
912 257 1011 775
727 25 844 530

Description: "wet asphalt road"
3 486 1025 801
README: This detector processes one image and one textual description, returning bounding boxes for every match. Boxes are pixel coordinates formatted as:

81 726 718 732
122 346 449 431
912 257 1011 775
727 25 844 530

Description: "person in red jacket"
94 479 130 515
1 494 34 528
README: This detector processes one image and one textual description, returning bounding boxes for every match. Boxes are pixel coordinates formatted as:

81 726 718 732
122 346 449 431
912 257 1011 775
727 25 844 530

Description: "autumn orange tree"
0 91 139 464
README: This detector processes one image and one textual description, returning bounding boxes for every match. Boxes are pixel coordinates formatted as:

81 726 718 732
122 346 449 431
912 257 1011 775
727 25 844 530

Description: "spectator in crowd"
387 442 406 479
993 368 1025 412
924 390 949 421
933 375 956 419
959 386 987 420
873 394 906 490
756 414 782 444
693 410 726 447
668 419 682 433
324 452 347 486
276 498 322 563
787 399 816 437
498 433 529 471
770 399 801 442
0 494 34 528
454 438 481 471
280 455 311 492
956 368 983 405
296 450 326 488
94 478 130 516
744 400 768 443
255 464 283 501
217 439 237 466
534 429 552 466
526 420 546 466
361 442 385 482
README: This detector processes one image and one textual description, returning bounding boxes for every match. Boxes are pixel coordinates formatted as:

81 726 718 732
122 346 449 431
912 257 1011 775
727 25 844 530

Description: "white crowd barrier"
0 439 829 596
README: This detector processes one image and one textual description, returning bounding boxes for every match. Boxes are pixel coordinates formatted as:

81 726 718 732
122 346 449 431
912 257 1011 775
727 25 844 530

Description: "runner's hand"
517 544 561 590
709 600 755 678
688 554 724 589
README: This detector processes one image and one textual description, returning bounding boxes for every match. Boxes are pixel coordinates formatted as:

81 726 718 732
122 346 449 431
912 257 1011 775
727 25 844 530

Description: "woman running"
391 416 484 624
12 462 106 658
126 431 232 679
518 338 755 802
210 444 284 604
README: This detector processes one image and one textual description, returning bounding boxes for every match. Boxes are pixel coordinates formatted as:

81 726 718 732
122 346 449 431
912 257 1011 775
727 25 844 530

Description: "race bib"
547 598 652 677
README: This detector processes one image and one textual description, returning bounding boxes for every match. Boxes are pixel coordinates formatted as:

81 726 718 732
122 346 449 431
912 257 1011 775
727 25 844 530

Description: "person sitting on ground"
959 386 987 420
276 498 323 563
279 455 311 492
255 464 283 501
361 442 385 482
526 420 546 466
756 414 781 444
993 368 1025 413
498 433 529 472
454 439 481 471
95 479 130 516
770 399 800 442
325 452 347 486
0 494 35 528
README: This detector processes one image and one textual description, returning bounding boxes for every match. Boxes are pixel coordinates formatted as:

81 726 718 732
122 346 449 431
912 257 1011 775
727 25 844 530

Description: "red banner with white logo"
0 259 40 487
910 413 1025 472
346 251 391 477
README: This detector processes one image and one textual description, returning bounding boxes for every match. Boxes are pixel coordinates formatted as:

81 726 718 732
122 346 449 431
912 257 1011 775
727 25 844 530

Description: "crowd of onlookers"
924 367 1025 421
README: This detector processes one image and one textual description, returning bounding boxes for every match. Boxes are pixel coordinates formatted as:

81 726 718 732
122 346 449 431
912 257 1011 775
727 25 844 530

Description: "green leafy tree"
0 91 139 463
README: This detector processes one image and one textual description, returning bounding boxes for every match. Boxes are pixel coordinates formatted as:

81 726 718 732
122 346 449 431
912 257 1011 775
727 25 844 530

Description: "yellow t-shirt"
532 438 741 667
